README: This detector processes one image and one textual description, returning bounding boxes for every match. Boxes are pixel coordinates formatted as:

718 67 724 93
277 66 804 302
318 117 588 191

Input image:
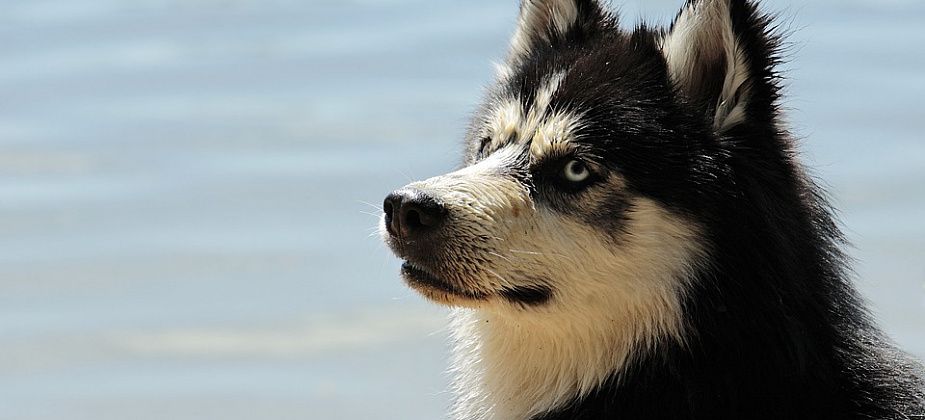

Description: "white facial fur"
479 72 583 163
395 142 705 418
661 0 751 132
392 107 705 420
384 68 707 418
447 195 705 419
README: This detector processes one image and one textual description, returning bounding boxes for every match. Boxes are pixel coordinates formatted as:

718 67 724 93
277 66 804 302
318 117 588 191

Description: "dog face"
382 0 768 324
381 2 817 417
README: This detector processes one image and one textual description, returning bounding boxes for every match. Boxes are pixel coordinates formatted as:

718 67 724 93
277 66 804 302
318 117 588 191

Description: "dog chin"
400 261 490 308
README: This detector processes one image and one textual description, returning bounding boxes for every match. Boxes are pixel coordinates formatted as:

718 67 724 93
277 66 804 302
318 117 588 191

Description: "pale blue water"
0 1 923 419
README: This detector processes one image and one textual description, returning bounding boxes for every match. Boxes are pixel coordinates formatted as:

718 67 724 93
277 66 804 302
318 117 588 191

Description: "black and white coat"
381 1 925 419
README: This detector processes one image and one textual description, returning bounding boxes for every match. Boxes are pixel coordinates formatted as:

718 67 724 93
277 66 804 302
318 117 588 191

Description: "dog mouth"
400 261 489 303
400 261 554 307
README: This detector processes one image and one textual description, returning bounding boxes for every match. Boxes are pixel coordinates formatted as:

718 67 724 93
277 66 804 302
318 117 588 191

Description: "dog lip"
499 285 553 306
401 261 488 300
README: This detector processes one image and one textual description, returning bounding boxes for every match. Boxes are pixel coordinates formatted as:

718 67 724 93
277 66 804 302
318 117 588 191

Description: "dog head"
381 0 781 326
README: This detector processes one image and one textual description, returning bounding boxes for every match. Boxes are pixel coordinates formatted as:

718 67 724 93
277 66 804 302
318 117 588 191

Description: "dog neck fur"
448 201 706 420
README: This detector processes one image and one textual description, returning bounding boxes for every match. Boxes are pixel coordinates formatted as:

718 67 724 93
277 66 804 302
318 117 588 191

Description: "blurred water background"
0 0 923 419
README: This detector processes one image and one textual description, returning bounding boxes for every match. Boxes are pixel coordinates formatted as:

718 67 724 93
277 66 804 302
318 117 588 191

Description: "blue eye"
562 160 590 182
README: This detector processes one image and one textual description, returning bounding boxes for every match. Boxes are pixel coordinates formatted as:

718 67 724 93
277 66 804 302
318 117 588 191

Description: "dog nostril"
383 200 394 218
413 206 441 228
404 208 423 230
383 193 402 237
383 188 446 238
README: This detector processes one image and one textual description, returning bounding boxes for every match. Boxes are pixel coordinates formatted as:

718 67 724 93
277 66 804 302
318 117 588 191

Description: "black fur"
469 0 925 418
500 284 554 306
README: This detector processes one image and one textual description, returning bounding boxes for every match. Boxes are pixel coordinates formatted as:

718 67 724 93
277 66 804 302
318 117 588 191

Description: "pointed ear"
661 0 779 133
508 0 609 65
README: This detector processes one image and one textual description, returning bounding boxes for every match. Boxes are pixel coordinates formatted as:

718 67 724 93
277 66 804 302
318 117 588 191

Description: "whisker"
508 248 569 260
399 169 414 184
357 200 383 211
484 268 510 284
508 248 543 255
360 210 383 218
487 251 513 263
366 223 385 239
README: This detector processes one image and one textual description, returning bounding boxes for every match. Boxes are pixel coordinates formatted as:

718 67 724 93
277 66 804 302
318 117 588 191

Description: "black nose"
383 189 447 239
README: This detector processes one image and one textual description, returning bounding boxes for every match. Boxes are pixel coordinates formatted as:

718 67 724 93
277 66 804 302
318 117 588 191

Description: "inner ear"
508 0 610 66
661 0 753 132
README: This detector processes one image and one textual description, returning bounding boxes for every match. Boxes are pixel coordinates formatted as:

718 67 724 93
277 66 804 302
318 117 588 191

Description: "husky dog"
380 0 925 418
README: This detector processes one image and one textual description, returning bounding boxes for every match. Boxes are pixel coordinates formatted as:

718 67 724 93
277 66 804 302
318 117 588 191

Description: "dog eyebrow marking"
528 110 582 161
482 71 584 162
533 71 566 114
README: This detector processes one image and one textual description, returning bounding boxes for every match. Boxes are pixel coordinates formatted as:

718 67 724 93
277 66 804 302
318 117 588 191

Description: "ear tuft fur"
508 0 610 66
661 0 781 133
